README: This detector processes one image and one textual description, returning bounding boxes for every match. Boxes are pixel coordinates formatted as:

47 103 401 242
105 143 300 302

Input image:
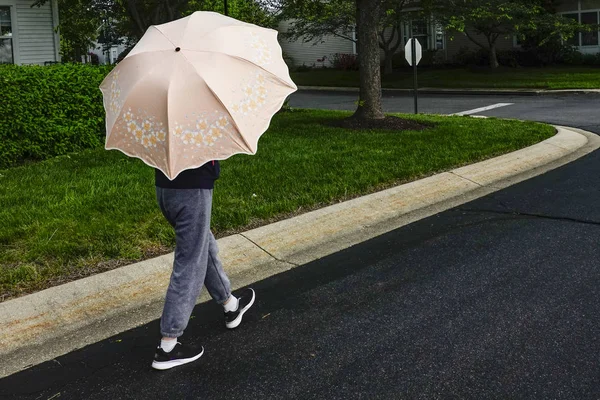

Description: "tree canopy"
33 0 277 62
422 0 584 68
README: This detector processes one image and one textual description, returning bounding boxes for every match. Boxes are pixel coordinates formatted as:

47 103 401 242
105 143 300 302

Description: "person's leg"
204 220 256 329
203 231 232 304
151 187 213 370
156 187 212 340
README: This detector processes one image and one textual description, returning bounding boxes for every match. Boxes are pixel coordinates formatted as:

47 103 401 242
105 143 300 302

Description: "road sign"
405 37 421 114
405 38 422 67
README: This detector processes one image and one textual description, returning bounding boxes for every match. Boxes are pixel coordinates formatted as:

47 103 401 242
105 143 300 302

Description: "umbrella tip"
175 47 181 52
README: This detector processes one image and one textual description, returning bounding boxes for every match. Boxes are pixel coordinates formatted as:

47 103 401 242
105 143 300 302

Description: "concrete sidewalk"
1 125 599 379
298 86 600 96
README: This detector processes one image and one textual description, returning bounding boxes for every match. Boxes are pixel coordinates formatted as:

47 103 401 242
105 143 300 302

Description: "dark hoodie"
154 161 220 189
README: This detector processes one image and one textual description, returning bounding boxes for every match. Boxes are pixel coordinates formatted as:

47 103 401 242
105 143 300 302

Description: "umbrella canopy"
100 11 297 180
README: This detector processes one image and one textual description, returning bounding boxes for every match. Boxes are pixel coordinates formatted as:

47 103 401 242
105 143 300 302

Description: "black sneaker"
151 342 204 370
225 288 256 329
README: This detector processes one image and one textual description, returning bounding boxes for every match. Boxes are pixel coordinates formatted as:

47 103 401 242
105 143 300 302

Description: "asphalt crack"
458 207 600 227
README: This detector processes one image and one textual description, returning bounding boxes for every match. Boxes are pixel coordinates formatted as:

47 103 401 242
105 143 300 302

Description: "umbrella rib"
121 26 176 59
153 17 193 49
166 64 174 178
151 25 176 47
201 79 252 152
182 49 297 90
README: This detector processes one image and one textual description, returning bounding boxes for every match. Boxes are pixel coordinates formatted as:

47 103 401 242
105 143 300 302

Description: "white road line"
452 103 514 116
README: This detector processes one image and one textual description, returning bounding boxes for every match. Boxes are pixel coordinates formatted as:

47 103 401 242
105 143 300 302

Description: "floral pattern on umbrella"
173 111 233 149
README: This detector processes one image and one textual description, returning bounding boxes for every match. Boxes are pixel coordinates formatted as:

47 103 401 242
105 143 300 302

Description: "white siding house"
90 41 128 65
279 0 600 67
278 18 446 67
0 0 59 65
278 20 355 68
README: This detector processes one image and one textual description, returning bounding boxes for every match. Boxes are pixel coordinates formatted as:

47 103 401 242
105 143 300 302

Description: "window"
581 12 599 46
564 13 580 47
562 11 600 47
0 6 13 64
434 23 445 50
411 20 429 50
403 19 444 51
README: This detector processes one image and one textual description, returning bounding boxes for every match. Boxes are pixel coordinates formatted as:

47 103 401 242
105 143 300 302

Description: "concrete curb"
1 125 599 378
298 86 600 96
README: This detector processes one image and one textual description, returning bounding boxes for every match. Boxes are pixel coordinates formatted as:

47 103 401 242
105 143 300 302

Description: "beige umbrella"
99 11 297 180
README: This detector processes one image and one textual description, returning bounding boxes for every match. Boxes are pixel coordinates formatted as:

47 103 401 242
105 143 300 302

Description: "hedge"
0 64 113 169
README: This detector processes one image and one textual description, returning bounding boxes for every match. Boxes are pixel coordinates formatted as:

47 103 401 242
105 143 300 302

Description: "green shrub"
88 52 100 65
294 64 313 72
331 53 359 70
517 28 579 66
581 53 600 66
282 51 295 69
560 50 585 65
0 64 112 168
496 50 520 68
452 47 488 66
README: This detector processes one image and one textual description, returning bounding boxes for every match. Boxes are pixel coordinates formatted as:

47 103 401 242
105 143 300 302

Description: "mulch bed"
326 116 433 131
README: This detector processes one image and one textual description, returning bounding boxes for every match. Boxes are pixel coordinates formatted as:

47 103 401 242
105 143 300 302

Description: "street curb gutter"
1 126 599 378
298 86 600 96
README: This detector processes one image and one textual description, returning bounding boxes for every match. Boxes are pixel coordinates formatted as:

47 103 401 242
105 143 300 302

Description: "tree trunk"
383 51 394 75
352 0 384 120
380 25 401 76
489 44 499 69
125 0 147 38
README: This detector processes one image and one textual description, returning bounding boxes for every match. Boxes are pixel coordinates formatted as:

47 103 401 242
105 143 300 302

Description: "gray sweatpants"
156 187 232 338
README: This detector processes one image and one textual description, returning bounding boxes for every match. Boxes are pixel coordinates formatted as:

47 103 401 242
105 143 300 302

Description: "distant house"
89 41 128 65
0 0 60 65
279 0 600 67
555 0 600 54
278 20 356 68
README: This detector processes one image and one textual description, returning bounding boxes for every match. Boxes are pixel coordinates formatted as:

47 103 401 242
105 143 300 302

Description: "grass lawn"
291 66 600 90
0 110 555 300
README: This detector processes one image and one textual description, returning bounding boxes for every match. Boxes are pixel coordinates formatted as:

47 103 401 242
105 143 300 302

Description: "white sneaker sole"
226 289 256 329
151 347 204 370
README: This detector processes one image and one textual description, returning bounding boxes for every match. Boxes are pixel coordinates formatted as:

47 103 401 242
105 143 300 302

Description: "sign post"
405 33 422 114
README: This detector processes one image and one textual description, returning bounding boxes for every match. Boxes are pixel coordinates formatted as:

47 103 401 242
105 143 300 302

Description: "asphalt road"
2 92 600 400
290 90 600 132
